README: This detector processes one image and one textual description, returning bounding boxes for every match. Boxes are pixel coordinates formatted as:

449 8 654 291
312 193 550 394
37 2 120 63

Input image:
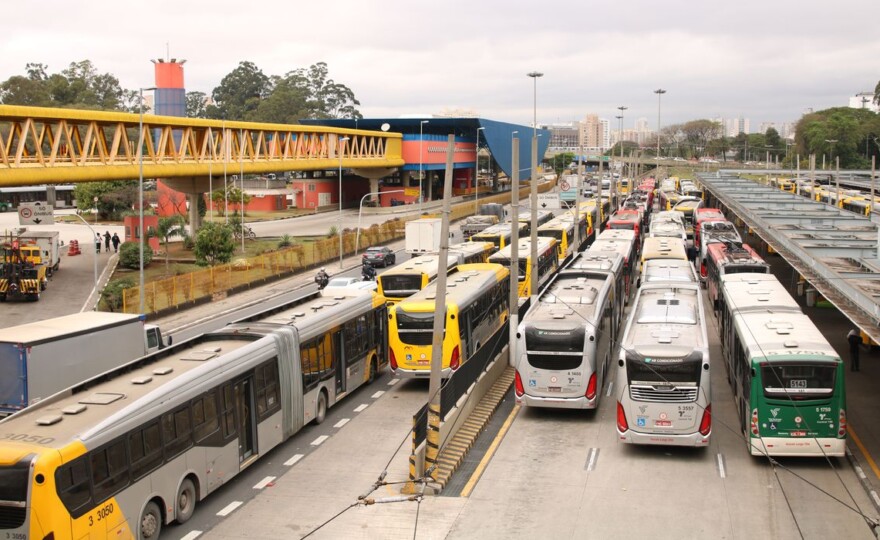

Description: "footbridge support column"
162 177 213 234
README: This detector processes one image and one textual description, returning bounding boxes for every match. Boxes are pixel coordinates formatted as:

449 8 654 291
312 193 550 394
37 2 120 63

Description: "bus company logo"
770 408 780 418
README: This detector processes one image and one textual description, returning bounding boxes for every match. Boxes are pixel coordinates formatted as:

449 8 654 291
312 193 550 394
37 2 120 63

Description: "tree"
186 91 208 118
208 61 271 121
194 222 235 266
794 107 877 168
74 180 141 219
210 186 251 216
680 120 721 158
296 62 362 119
118 241 153 270
875 79 880 106
156 215 186 269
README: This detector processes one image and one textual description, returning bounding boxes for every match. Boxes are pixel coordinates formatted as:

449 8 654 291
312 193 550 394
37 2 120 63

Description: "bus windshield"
380 275 423 297
395 310 440 345
761 363 836 399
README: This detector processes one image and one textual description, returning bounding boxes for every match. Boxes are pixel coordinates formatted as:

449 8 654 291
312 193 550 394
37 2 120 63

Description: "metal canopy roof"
302 117 550 179
698 172 880 342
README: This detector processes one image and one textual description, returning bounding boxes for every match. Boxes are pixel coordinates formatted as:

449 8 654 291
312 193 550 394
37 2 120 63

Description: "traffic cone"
68 239 80 256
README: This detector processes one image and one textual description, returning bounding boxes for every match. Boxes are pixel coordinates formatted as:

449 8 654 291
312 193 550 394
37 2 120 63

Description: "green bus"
718 273 846 457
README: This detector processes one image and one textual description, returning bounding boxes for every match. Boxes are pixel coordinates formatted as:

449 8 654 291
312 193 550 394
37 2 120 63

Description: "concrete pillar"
188 193 201 234
369 178 379 201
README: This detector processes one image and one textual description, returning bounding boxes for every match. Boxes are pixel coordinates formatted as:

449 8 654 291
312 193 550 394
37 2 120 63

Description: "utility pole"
425 134 456 481
509 137 520 366
530 135 539 306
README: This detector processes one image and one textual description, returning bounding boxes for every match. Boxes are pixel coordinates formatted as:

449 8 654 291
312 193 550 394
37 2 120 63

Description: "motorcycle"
361 265 376 282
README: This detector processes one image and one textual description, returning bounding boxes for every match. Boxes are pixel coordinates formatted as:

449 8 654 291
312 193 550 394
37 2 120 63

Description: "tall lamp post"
527 71 543 305
419 120 429 215
474 126 486 214
137 86 156 314
616 106 626 205
338 137 349 269
356 189 404 255
654 88 666 159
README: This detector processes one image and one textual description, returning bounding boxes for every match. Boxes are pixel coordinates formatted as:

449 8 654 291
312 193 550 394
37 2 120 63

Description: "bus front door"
235 378 257 464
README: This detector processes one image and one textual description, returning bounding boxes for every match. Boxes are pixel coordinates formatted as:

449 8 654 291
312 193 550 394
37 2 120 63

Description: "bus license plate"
548 387 561 392
791 430 806 437
655 420 672 427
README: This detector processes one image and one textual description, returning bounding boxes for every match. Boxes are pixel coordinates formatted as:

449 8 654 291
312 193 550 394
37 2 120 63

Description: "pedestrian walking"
847 328 862 372
103 231 111 252
111 233 120 253
95 233 102 253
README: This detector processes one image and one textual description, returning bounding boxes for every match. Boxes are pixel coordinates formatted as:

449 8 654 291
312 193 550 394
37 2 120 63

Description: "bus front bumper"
618 429 710 447
519 393 597 410
748 436 845 457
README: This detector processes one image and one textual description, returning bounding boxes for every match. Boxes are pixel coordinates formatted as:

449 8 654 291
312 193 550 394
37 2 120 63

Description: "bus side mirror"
618 359 624 367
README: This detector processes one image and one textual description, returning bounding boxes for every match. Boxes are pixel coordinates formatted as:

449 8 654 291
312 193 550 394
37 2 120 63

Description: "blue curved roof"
301 117 550 179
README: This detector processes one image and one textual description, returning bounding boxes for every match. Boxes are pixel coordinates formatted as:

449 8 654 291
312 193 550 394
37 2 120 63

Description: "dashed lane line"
333 418 350 428
180 531 203 540
311 435 330 446
253 476 276 490
387 378 400 386
284 454 304 467
216 501 243 517
353 404 369 413
371 391 385 398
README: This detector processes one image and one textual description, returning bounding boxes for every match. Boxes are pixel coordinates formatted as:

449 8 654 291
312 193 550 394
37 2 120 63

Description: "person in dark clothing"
111 233 120 253
847 328 862 372
103 231 111 252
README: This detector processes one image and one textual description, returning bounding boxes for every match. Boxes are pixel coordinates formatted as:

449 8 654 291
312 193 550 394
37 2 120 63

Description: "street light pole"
616 106 626 208
527 72 543 140
137 86 156 314
419 120 429 215
474 126 486 215
356 189 404 256
527 71 543 306
338 137 349 269
654 88 666 159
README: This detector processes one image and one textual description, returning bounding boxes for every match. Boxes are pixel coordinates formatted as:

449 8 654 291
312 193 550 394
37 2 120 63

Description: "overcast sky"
3 0 878 131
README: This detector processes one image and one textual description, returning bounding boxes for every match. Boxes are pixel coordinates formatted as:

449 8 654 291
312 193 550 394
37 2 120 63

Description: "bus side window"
163 406 193 459
192 390 221 443
56 458 92 516
129 420 163 480
255 360 281 419
90 439 130 503
221 384 237 439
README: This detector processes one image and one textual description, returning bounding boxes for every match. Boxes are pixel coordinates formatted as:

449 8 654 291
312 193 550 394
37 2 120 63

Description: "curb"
846 445 880 533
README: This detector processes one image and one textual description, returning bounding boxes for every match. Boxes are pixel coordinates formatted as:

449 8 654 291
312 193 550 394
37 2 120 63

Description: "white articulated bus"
515 268 618 409
615 282 712 447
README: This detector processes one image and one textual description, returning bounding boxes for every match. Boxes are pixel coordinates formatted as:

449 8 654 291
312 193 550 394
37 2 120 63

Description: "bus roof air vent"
62 404 87 415
80 392 125 405
153 367 173 376
36 415 63 426
131 376 153 385
182 349 220 362
783 340 798 348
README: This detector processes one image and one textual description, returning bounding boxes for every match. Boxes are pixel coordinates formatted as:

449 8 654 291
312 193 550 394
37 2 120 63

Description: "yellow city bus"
431 241 495 265
639 236 688 275
488 237 559 299
0 289 387 540
388 263 510 378
537 214 587 262
377 253 458 304
471 222 528 253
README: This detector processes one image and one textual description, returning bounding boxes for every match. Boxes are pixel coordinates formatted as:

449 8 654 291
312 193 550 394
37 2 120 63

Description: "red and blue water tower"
152 58 189 217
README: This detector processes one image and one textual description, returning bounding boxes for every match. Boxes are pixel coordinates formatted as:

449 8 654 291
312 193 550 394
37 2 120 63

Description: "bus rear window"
761 364 836 399
539 230 564 242
492 258 527 281
0 458 30 503
610 222 635 230
626 352 702 384
525 326 585 353
724 265 769 275
396 310 438 346
380 275 423 297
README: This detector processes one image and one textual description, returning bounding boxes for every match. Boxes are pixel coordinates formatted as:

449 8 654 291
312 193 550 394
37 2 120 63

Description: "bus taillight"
450 345 461 370
616 402 628 432
585 373 597 400
699 404 712 436
751 408 759 436
390 348 398 371
839 409 847 437
514 370 524 397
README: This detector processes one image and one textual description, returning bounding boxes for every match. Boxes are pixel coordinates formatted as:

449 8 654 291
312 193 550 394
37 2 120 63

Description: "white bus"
563 250 626 330
639 258 698 288
515 268 618 409
590 229 638 301
615 282 712 447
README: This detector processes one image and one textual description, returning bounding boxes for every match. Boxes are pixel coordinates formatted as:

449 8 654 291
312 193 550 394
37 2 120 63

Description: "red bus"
705 242 770 312
693 208 726 248
607 209 642 244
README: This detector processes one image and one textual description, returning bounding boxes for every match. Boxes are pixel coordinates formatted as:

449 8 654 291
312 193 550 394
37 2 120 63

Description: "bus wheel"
315 391 328 424
175 478 197 524
139 501 162 540
367 357 378 383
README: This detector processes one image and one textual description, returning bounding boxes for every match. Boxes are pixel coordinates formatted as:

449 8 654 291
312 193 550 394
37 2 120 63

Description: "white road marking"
180 531 203 540
387 378 400 386
353 404 369 412
334 418 350 428
216 501 243 517
311 435 330 446
371 391 385 398
605 381 613 397
855 464 867 480
716 454 727 478
873 491 880 508
586 448 599 471
253 476 276 489
284 454 304 467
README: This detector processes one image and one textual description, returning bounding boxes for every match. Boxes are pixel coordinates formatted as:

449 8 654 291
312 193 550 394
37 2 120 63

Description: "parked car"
362 246 396 267
324 277 378 292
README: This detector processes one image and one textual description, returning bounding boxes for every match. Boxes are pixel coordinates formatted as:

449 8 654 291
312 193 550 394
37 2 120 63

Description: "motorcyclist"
362 262 376 281
315 267 329 289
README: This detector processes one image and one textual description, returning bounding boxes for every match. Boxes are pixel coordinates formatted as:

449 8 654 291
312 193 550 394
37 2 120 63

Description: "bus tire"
175 477 197 524
315 390 328 424
367 356 378 383
139 501 162 540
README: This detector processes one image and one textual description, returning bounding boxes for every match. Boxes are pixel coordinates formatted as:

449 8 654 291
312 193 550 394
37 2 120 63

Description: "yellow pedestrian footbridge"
0 105 403 186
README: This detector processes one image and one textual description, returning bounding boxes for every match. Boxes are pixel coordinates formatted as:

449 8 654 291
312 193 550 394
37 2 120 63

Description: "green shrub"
118 241 153 269
100 277 135 312
278 234 293 248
